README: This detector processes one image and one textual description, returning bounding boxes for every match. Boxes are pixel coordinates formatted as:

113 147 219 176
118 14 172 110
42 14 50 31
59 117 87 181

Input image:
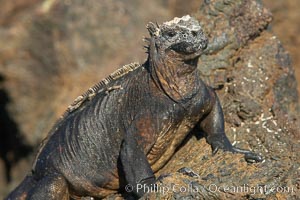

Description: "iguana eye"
165 31 176 38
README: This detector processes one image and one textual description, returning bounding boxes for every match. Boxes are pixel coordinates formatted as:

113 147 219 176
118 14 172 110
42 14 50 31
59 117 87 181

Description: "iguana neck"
147 51 200 104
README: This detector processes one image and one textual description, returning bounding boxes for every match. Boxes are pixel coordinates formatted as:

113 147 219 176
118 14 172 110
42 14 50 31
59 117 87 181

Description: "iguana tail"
6 172 69 199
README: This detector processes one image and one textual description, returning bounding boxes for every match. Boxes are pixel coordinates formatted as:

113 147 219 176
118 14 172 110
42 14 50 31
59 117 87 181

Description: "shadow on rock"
0 74 33 183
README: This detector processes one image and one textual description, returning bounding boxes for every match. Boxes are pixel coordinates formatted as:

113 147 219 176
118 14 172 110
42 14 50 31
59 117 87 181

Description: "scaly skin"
6 15 262 200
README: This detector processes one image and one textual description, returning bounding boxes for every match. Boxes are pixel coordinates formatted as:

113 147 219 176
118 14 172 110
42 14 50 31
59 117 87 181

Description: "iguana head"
146 15 208 61
145 16 208 102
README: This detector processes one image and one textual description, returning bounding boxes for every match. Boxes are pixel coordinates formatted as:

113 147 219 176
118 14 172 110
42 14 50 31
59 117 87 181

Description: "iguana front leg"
119 129 156 198
199 87 263 163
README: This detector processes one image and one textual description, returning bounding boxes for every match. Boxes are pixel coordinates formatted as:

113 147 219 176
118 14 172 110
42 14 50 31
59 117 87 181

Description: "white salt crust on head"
164 15 192 26
163 15 201 31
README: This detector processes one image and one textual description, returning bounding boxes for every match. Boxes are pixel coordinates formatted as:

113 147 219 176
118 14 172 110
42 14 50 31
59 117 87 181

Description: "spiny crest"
60 62 140 119
144 21 161 53
143 37 151 53
146 21 160 37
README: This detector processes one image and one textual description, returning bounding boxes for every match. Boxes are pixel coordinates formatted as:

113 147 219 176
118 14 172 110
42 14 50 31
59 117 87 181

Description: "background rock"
0 0 299 199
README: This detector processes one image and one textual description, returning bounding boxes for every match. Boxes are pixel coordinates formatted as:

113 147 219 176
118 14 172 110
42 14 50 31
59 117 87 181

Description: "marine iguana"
6 15 262 200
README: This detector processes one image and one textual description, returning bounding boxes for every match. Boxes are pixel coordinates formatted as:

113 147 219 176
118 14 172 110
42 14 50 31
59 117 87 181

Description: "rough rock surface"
263 0 300 96
0 0 299 199
140 0 300 199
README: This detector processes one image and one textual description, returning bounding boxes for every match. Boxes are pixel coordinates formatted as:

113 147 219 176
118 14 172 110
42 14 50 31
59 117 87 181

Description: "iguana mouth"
170 40 207 61
181 46 206 61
